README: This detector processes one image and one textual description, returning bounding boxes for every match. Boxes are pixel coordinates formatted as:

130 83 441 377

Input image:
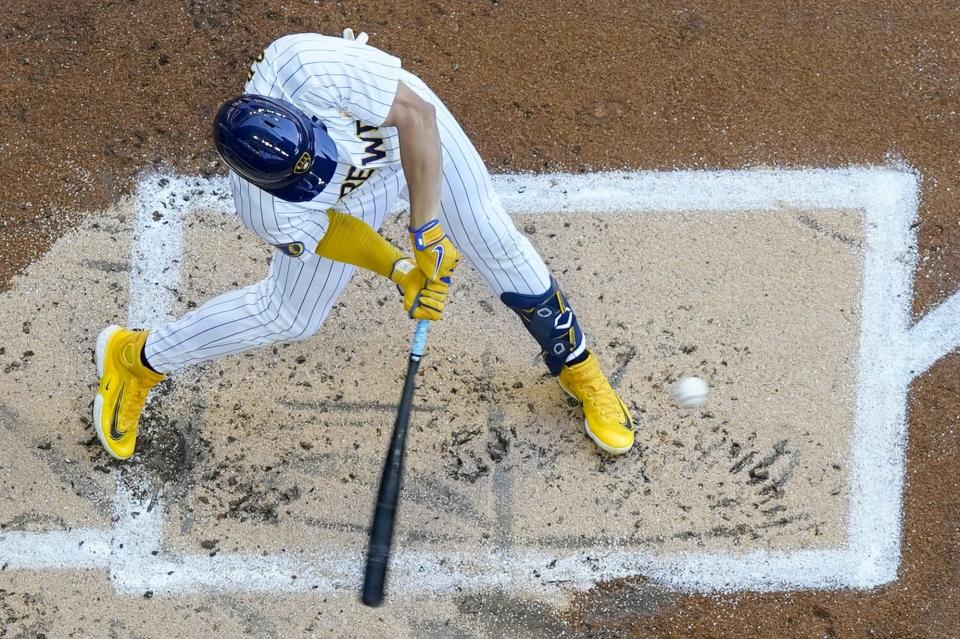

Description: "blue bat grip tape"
410 319 430 358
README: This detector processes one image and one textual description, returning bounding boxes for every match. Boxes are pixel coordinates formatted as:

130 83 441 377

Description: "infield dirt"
0 197 865 636
1 1 959 637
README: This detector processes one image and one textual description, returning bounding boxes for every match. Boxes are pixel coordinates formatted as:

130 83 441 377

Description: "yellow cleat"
558 351 634 455
93 326 165 460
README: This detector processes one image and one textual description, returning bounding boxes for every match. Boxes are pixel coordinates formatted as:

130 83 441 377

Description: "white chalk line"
0 530 110 570
905 291 960 376
3 167 958 596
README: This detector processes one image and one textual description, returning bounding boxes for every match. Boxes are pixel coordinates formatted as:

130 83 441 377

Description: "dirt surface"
0 199 880 635
137 204 857 558
1 1 958 638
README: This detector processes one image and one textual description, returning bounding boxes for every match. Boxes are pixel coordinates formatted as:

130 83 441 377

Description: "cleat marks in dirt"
443 427 491 483
0 589 48 638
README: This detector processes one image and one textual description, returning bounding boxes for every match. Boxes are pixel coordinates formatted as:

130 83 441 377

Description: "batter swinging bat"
361 319 430 607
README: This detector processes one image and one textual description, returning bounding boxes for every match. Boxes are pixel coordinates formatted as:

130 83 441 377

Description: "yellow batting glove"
409 220 460 282
389 258 448 321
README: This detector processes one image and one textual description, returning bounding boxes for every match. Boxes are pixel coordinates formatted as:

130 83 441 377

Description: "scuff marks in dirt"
119 379 213 503
0 589 47 639
195 461 303 525
441 369 519 483
487 424 512 463
443 427 491 483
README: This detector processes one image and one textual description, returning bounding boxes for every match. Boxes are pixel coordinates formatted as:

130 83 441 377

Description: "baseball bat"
361 319 430 607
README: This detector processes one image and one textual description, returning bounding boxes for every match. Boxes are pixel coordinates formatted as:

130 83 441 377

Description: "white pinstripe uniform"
145 33 559 373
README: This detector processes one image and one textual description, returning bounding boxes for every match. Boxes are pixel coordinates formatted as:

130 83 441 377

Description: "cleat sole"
93 325 129 461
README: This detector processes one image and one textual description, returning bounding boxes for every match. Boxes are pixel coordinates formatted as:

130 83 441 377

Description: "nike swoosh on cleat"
109 383 126 441
619 403 633 429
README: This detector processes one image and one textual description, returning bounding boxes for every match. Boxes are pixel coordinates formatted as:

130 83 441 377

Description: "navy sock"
140 348 160 374
565 350 589 367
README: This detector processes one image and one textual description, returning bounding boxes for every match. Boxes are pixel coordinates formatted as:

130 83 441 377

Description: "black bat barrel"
361 352 422 606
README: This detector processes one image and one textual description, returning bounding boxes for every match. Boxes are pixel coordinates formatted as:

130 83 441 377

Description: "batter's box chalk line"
2 168 958 596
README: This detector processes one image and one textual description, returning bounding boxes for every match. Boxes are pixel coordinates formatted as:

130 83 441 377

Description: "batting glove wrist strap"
409 219 445 250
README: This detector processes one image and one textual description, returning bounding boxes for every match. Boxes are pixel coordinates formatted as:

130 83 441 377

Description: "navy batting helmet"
213 94 338 202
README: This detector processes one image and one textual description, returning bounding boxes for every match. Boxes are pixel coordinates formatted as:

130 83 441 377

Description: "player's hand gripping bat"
361 319 430 607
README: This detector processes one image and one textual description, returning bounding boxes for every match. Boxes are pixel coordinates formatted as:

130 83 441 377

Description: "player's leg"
145 253 354 370
93 251 354 460
432 110 634 454
94 163 407 461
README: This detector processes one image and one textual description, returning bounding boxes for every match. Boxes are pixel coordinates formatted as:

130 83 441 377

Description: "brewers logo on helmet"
293 152 312 175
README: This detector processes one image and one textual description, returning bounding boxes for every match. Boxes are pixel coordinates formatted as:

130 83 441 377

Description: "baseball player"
93 30 634 461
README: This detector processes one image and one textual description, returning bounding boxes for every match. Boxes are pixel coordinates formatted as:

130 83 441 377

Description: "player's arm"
304 38 457 283
315 210 447 321
382 82 441 229
382 82 459 283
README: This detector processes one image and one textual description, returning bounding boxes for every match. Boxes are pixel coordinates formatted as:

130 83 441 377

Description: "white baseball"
672 376 709 408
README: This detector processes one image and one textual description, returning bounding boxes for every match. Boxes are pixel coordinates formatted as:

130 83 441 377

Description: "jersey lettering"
339 166 376 199
356 123 387 166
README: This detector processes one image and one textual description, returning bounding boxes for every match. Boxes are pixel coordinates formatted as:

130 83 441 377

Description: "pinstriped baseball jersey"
144 33 557 372
229 33 405 260
248 33 404 167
